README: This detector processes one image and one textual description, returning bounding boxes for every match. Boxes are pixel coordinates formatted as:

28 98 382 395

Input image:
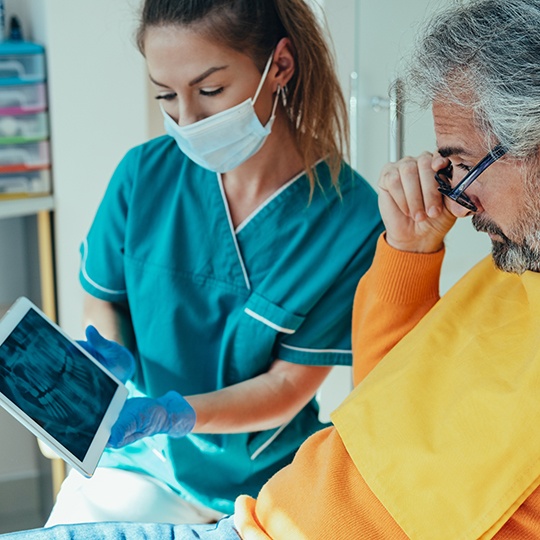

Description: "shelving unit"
0 0 153 532
0 195 55 319
0 33 56 316
0 200 57 530
0 24 58 531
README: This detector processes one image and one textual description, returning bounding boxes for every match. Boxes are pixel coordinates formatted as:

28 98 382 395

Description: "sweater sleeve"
352 233 445 386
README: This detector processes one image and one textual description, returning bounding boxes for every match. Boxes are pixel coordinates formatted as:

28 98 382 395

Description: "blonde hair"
137 0 349 194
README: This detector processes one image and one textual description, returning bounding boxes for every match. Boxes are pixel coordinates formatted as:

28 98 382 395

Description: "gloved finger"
85 325 117 353
84 325 135 383
107 408 144 448
76 339 96 357
76 339 112 375
106 393 195 448
107 423 139 449
109 429 146 448
106 397 163 448
80 339 118 376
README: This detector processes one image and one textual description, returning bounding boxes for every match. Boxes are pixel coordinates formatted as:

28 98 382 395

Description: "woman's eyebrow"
148 65 229 88
148 74 168 87
189 66 228 86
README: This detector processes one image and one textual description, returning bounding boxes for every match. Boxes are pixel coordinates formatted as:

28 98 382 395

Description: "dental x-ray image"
0 308 118 461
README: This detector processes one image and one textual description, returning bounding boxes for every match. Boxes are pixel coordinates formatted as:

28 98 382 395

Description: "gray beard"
472 215 540 274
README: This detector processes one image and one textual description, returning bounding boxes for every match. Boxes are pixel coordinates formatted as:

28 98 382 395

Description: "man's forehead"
432 100 483 156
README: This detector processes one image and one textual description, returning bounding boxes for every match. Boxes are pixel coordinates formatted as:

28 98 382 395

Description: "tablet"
0 296 128 477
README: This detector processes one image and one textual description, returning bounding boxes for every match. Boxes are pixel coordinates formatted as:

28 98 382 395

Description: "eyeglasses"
434 144 507 212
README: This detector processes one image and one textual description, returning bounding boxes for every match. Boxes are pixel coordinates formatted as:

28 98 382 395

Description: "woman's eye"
457 163 473 172
200 87 224 97
155 93 177 101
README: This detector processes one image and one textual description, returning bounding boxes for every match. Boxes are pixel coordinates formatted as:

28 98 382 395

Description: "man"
4 0 540 538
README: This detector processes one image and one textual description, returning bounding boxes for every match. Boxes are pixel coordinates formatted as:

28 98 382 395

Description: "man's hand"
378 152 457 253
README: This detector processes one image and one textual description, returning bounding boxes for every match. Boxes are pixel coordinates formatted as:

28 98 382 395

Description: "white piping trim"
235 157 326 234
281 343 352 355
244 308 296 334
80 239 126 295
236 157 325 233
235 170 304 234
217 174 251 291
250 421 290 460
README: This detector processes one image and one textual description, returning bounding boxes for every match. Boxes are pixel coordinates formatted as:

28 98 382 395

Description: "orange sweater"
234 235 540 538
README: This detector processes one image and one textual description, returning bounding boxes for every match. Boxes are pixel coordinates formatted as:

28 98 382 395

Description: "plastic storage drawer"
0 167 51 195
0 83 46 114
0 111 48 143
0 41 46 85
0 140 50 170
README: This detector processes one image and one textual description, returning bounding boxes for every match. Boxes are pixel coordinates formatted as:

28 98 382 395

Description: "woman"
47 0 383 526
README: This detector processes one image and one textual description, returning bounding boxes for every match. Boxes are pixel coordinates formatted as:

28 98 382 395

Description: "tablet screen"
0 307 118 461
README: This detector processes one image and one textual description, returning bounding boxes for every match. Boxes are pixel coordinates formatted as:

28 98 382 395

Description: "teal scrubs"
79 135 383 514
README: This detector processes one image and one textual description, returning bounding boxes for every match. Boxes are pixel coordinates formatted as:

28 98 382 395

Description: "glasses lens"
434 165 478 211
453 193 477 211
435 165 452 193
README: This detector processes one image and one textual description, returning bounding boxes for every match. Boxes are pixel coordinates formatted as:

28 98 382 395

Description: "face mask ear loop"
269 85 281 120
253 51 275 105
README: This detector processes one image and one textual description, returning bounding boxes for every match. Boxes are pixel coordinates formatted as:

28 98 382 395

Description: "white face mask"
162 53 280 173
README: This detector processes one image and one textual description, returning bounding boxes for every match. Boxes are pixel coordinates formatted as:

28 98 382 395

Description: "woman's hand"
107 391 196 448
378 152 457 253
78 325 135 384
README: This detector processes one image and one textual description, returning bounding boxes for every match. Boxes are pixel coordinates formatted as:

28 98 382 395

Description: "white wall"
0 0 153 525
29 0 151 338
315 0 493 415
323 0 491 295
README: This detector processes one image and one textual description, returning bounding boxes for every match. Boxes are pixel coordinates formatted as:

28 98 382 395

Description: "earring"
280 84 289 107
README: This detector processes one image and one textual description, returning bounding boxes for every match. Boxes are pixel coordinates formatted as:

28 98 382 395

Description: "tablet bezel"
0 296 128 477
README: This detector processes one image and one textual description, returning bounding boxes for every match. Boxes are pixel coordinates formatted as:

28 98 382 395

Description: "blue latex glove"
78 325 135 384
108 391 196 448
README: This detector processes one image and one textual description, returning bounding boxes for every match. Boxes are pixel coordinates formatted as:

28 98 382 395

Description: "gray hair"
406 0 540 159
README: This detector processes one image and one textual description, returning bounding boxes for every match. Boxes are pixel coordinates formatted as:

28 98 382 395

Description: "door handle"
370 78 405 162
349 71 359 170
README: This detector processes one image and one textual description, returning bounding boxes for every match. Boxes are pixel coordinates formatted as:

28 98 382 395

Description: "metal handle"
370 78 405 162
388 79 404 162
348 71 359 170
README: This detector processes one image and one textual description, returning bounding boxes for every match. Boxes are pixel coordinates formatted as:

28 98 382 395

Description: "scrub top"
79 135 384 514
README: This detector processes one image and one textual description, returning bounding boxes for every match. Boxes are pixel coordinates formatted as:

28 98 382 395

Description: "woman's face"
144 25 275 127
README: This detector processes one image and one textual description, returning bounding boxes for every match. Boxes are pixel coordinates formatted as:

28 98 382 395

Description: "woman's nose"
176 102 199 127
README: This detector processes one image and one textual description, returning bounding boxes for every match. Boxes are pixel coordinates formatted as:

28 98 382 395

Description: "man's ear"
270 37 295 92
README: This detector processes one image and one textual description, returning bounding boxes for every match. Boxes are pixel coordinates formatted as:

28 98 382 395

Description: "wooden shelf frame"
0 194 63 491
0 195 54 220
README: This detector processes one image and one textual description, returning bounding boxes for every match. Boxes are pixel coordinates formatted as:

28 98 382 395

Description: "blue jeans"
1 516 240 540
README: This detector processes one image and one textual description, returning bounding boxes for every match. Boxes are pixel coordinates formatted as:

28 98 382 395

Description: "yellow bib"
332 256 540 539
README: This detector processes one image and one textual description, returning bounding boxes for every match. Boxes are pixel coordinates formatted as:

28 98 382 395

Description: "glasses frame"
434 144 507 212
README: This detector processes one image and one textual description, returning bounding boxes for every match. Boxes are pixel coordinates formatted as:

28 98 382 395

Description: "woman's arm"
83 294 331 434
187 360 332 433
83 294 134 349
